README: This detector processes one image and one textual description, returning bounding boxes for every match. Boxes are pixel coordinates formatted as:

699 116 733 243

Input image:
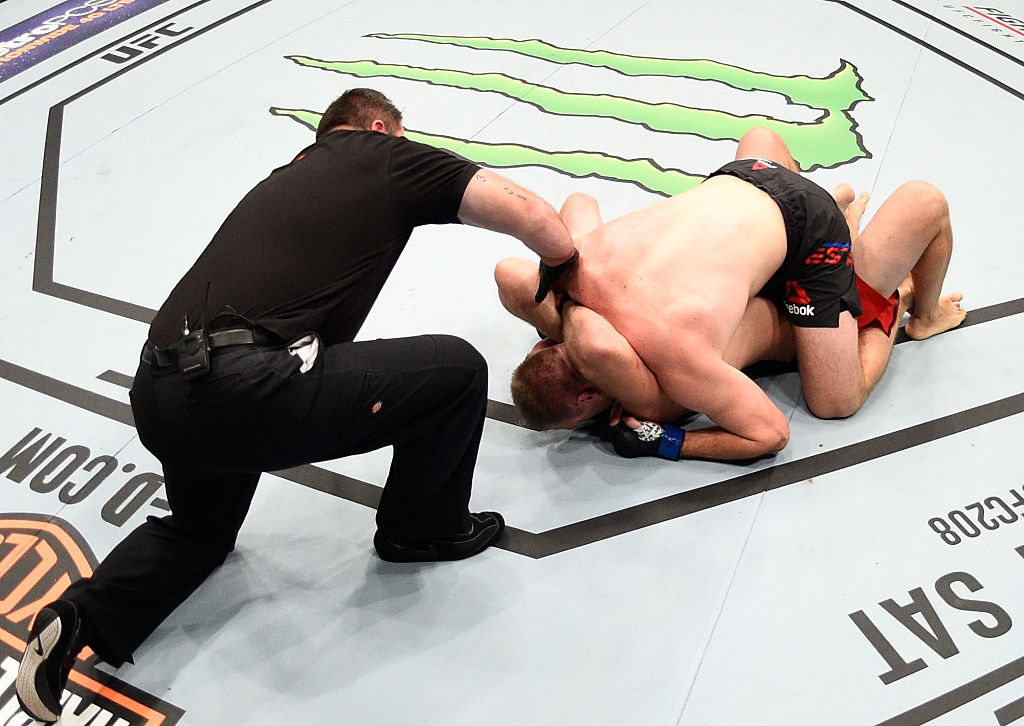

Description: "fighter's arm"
458 169 576 266
560 302 684 421
494 257 563 341
645 337 791 460
495 253 689 419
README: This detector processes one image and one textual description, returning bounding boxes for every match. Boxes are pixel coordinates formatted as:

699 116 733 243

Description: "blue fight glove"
593 414 685 460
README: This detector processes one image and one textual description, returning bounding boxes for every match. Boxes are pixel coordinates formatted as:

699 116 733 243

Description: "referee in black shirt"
17 88 578 723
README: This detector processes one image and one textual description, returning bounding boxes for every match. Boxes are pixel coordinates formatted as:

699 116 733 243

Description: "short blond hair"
510 347 578 430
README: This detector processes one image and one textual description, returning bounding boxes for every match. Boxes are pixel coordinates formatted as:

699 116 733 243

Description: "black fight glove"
535 249 579 303
591 413 685 461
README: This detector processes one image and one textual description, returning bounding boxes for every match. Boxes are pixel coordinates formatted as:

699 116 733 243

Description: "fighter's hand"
592 410 685 460
535 249 579 303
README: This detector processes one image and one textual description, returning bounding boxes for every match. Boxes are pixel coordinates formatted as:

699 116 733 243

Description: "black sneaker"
17 600 82 723
374 511 506 562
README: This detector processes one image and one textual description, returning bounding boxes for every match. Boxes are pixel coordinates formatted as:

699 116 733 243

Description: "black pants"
62 332 488 666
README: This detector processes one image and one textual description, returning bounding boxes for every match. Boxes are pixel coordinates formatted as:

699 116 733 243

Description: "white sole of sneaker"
16 616 63 723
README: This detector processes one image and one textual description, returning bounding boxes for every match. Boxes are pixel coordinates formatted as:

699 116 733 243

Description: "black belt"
141 327 262 369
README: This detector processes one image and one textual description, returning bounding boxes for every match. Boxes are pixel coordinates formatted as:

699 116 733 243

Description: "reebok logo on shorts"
785 281 811 304
784 281 815 316
785 301 816 316
751 159 776 171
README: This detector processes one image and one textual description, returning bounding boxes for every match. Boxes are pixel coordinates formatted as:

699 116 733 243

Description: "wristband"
535 249 579 303
656 424 685 460
623 420 685 460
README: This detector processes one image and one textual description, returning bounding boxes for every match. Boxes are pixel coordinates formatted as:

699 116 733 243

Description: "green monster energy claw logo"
271 33 872 196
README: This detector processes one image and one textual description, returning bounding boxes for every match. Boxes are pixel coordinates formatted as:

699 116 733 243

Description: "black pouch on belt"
176 329 210 378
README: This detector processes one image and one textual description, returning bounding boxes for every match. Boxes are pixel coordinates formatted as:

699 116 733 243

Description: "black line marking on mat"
29 0 1024 560
828 0 1024 101
35 110 155 322
875 656 1024 725
947 297 1024 328
0 0 218 108
97 370 135 388
8 6 1024 722
29 1 1024 322
33 1 273 322
886 0 1024 70
62 0 273 109
0 358 134 426
4 353 1023 559
486 399 527 427
31 0 1024 387
92 294 1017 420
272 463 381 510
528 391 1024 557
14 0 1024 562
877 538 1024 723
889 297 1024 344
271 462 537 553
996 694 1024 726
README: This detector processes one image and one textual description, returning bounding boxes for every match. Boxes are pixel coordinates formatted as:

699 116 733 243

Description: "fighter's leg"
852 180 965 339
798 268 926 420
734 127 799 172
833 278 916 413
793 314 865 418
792 286 919 419
723 297 795 370
800 183 964 417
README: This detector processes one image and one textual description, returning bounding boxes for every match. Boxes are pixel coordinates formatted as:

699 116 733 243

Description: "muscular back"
566 175 788 366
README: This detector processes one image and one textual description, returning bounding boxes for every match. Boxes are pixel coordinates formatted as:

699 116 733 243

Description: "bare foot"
848 190 869 217
905 292 966 339
833 185 869 244
831 183 855 213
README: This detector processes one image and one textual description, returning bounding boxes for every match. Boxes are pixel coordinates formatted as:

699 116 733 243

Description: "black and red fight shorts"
708 158 862 329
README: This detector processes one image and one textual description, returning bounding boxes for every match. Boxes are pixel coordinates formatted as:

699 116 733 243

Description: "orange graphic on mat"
0 514 181 726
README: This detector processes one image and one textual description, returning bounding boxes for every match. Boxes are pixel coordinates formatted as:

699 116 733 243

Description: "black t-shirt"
148 130 479 348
